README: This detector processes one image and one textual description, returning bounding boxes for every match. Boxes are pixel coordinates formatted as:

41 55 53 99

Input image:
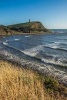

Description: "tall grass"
0 60 67 100
0 61 50 100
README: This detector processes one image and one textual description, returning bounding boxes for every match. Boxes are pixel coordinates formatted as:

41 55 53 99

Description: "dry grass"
0 60 67 100
0 60 51 100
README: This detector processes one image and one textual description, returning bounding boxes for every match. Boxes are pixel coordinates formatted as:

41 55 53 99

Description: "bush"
44 77 59 91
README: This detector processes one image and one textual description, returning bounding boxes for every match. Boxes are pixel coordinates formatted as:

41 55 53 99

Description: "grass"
9 21 41 27
0 60 67 100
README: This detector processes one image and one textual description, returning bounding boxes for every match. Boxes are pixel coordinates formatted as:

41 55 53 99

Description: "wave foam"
2 41 67 66
22 45 44 57
41 57 67 67
45 42 67 51
2 42 41 57
14 39 20 41
46 42 59 49
25 36 30 37
3 42 8 45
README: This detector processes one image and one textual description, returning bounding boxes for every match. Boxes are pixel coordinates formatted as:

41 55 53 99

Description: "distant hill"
0 21 50 36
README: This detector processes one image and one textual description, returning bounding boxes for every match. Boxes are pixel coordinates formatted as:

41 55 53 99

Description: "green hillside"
0 21 50 36
8 21 49 33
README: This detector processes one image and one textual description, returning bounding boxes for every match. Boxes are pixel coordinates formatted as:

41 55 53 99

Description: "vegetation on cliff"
0 60 67 100
0 21 50 36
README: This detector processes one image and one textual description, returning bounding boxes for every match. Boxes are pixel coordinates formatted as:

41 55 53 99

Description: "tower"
29 19 30 33
29 19 30 22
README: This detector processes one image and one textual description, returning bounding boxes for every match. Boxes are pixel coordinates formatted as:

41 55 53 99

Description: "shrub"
44 77 59 91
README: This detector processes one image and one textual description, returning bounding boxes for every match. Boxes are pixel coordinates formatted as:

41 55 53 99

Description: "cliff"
0 21 50 36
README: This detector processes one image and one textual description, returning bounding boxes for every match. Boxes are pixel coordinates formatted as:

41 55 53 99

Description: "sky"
0 0 67 29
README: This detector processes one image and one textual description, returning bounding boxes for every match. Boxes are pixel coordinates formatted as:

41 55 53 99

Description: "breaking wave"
45 42 67 51
2 42 67 68
22 45 43 57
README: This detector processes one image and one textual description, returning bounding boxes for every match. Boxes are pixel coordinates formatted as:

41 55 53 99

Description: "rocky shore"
0 50 67 87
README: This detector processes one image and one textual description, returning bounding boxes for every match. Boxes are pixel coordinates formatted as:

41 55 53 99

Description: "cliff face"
0 25 21 36
0 25 8 35
0 21 49 36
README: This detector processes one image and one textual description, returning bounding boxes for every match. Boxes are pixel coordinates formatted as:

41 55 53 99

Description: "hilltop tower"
29 19 31 33
29 19 30 23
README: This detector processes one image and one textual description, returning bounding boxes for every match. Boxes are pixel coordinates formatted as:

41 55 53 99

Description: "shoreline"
0 31 52 37
0 53 67 87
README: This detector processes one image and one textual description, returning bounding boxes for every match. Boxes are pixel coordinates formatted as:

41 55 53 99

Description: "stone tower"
29 19 30 22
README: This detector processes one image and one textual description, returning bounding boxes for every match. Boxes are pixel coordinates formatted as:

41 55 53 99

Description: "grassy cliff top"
0 60 67 100
8 21 44 28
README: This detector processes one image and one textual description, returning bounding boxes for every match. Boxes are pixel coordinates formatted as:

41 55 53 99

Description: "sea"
0 29 67 85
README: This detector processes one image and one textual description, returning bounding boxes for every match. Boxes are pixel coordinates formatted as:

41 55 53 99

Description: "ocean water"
0 29 67 85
